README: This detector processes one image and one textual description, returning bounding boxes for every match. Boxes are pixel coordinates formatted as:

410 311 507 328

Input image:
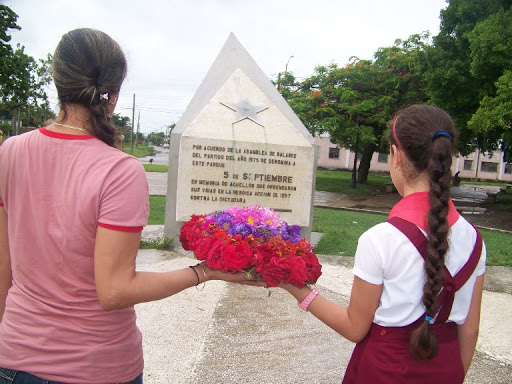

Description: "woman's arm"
0 208 12 322
457 273 485 375
281 276 382 342
94 226 254 310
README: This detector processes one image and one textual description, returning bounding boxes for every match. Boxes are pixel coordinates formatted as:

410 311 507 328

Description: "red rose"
179 215 205 250
282 256 308 286
205 240 230 272
193 236 218 261
223 242 254 272
302 252 322 283
258 256 307 287
254 244 277 265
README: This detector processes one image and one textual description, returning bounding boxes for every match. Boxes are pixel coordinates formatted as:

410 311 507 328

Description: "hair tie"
100 92 109 101
392 116 404 152
425 315 433 322
432 130 451 142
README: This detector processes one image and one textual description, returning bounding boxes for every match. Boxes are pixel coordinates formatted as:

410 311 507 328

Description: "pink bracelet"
298 287 319 311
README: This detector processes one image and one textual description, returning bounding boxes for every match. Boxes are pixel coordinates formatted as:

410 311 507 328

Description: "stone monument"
165 33 318 243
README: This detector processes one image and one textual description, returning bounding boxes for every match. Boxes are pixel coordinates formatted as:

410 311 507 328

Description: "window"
505 163 512 174
329 148 340 159
480 161 498 173
356 153 362 161
463 160 473 171
378 153 388 163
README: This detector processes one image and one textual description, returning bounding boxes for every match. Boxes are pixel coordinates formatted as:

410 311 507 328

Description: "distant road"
138 146 169 165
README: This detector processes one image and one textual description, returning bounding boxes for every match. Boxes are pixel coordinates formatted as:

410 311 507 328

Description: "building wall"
315 135 512 183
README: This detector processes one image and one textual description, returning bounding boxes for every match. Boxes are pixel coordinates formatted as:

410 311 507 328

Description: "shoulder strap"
387 217 428 260
387 217 483 324
435 225 482 323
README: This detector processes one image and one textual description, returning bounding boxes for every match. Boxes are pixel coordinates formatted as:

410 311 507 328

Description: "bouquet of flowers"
179 205 322 287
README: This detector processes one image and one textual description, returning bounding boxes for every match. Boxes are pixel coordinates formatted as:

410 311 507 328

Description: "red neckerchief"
388 191 459 231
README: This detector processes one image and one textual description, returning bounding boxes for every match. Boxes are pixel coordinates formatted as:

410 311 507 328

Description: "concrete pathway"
135 248 512 384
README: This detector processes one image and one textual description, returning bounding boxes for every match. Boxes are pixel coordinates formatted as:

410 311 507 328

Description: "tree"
111 113 132 142
421 0 512 155
283 34 429 184
0 5 52 131
467 6 512 161
146 131 165 146
468 70 512 161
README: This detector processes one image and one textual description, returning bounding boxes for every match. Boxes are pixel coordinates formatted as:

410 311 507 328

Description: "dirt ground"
465 203 512 232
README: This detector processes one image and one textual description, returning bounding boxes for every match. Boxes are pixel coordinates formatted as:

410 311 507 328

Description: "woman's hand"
200 263 267 287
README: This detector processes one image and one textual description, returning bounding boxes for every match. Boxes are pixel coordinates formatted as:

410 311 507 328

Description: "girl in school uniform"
281 104 486 383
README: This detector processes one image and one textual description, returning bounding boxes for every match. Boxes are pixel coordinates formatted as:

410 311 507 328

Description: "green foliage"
0 5 52 128
122 143 155 158
139 236 173 250
468 7 512 94
422 0 512 157
283 34 429 184
146 131 166 145
112 113 132 141
0 121 11 137
468 71 512 161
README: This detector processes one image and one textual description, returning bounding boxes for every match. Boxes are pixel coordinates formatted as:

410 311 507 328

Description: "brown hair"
388 104 456 360
52 28 127 147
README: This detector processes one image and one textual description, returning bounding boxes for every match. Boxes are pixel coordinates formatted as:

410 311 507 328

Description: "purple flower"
227 223 252 238
281 224 301 243
213 212 234 228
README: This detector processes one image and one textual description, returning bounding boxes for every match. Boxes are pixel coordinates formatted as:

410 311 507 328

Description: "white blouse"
353 216 486 326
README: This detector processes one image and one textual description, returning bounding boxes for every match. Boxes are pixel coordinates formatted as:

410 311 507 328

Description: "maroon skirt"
342 321 464 384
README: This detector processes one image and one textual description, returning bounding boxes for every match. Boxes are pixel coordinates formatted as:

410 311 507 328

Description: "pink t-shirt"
0 128 149 383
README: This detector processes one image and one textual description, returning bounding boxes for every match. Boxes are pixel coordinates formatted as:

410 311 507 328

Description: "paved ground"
136 171 512 383
136 249 512 384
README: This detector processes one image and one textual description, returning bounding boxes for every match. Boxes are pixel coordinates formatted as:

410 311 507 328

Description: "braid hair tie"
432 130 451 142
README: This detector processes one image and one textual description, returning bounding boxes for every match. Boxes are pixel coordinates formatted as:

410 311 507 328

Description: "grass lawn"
148 196 166 225
143 164 168 173
312 207 512 267
315 169 392 195
478 228 512 266
492 188 512 211
312 207 386 256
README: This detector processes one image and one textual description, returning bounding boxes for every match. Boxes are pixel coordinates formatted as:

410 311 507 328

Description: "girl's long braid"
388 105 456 360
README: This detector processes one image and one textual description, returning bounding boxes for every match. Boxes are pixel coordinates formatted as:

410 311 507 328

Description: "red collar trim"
388 191 459 231
39 127 97 140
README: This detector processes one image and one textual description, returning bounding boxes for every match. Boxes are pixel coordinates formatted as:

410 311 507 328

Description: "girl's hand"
199 263 267 287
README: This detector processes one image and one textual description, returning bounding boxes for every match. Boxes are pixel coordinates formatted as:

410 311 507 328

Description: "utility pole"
136 111 140 148
131 93 135 155
278 55 294 93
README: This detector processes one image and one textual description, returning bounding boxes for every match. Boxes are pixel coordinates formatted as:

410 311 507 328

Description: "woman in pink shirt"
0 28 251 384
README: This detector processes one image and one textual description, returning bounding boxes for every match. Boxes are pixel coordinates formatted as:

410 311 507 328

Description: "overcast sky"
5 0 447 134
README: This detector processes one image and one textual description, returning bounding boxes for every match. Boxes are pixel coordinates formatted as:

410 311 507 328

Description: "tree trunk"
357 141 377 184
